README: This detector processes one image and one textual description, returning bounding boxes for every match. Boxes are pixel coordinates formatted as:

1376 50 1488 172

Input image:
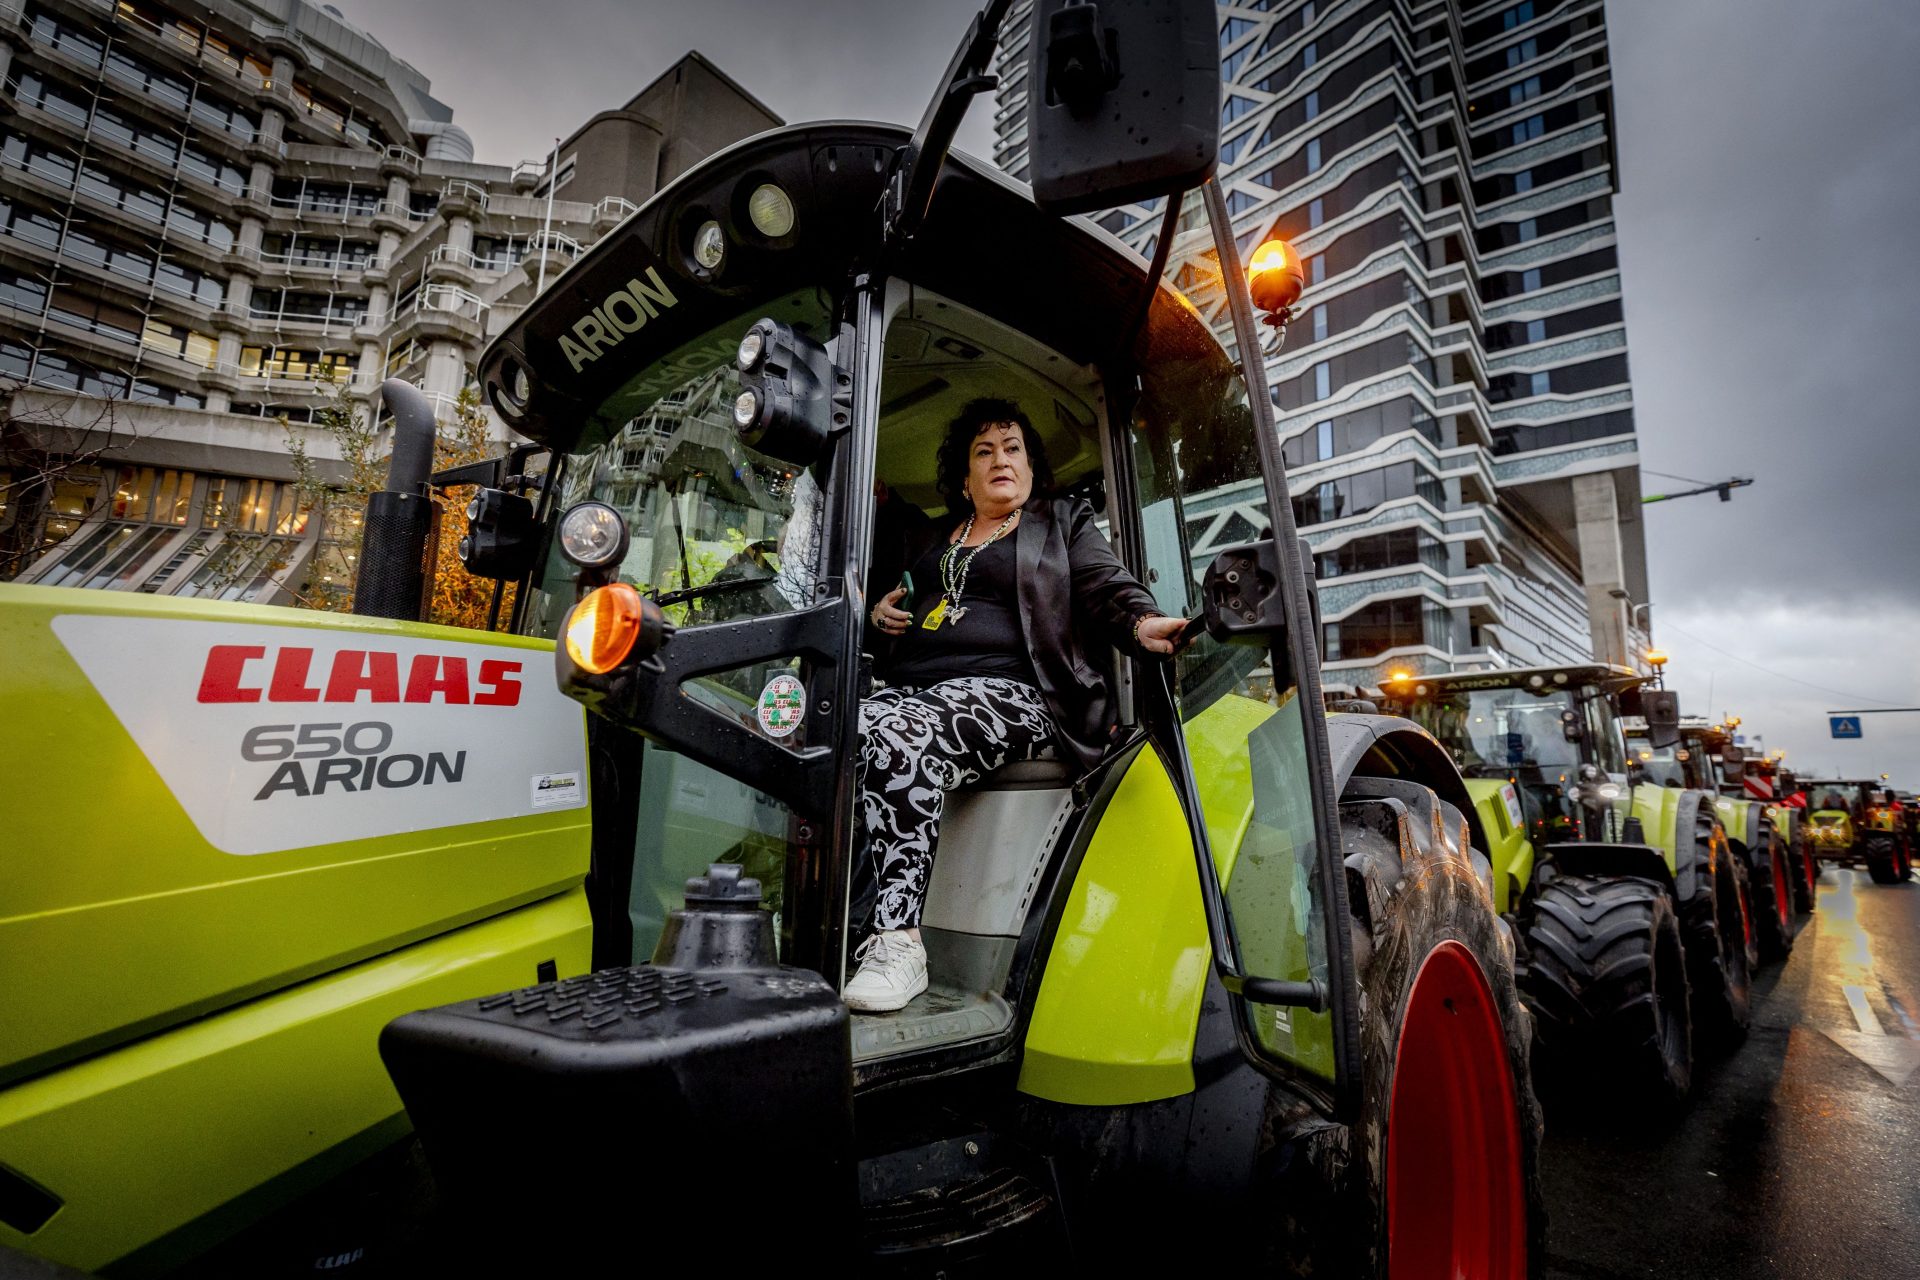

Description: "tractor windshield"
520 286 836 956
1405 686 1580 778
1810 783 1862 813
521 288 833 642
1630 739 1688 789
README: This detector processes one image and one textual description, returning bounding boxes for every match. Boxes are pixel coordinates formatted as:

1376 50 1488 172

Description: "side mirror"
1640 688 1681 750
1200 538 1285 644
733 318 842 466
1721 744 1746 766
1026 0 1220 215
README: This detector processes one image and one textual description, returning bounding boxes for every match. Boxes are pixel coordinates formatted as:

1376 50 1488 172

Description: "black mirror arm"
884 0 1015 248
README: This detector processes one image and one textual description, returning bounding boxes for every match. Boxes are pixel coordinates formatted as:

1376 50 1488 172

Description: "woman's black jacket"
871 493 1161 773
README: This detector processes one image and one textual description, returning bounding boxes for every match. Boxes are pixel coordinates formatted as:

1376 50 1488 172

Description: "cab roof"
1380 663 1644 697
478 121 1216 453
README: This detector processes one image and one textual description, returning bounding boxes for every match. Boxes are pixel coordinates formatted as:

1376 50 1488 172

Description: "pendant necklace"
925 510 1018 629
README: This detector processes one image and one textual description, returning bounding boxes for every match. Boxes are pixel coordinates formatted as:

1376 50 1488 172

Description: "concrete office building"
993 0 1651 686
0 0 777 601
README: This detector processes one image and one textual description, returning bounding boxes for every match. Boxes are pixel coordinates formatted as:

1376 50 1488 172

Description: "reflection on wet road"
1542 869 1920 1278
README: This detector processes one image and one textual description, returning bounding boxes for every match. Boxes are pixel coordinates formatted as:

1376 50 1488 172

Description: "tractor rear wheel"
1681 845 1752 1047
1521 874 1691 1107
1749 838 1795 962
1274 780 1543 1279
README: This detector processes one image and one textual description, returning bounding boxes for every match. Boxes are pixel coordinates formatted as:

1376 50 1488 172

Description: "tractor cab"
441 124 1346 1075
1626 714 1721 792
1379 664 1642 846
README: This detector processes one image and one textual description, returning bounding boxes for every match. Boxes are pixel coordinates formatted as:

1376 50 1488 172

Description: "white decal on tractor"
53 615 588 855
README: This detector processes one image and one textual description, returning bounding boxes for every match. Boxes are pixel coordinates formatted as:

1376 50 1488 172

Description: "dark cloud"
337 0 996 166
358 0 1920 781
1608 1 1920 784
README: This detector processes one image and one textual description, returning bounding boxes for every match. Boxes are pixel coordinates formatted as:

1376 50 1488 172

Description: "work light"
746 183 795 238
557 501 629 570
693 220 726 271
731 316 838 465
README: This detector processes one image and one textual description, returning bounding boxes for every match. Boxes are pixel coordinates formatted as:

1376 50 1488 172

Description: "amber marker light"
566 582 646 674
1388 669 1413 684
1247 238 1305 316
1645 648 1668 668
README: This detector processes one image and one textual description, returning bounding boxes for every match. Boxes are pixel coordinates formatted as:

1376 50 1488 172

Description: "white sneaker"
843 930 929 1013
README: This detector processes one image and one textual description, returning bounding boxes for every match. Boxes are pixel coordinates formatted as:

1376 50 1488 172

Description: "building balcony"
437 179 489 221
379 144 422 180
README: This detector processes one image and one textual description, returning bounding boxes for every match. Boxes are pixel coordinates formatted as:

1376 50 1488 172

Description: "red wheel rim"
1387 940 1527 1279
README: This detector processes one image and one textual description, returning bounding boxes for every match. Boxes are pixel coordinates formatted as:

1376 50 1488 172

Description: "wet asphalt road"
1542 868 1920 1279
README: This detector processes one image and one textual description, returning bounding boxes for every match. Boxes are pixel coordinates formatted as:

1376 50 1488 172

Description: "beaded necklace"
924 510 1019 628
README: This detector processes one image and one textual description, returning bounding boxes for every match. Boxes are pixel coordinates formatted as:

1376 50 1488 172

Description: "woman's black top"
867 496 1163 772
885 536 1037 689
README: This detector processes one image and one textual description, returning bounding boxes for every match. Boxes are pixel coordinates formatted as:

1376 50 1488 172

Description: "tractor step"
859 1133 1067 1267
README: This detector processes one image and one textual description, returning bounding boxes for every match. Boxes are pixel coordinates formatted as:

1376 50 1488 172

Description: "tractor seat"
963 756 1074 792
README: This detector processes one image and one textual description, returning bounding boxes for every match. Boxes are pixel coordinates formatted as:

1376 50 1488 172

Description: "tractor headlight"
557 501 629 570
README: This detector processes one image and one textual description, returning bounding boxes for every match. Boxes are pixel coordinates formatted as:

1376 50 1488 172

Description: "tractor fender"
1325 713 1487 856
1541 842 1676 897
1667 790 1717 902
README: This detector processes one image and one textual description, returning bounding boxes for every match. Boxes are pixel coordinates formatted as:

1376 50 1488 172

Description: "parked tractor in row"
1799 779 1916 884
1377 665 1760 1109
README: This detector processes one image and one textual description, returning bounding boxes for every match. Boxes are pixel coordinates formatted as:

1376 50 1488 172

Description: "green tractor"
1799 779 1916 884
1378 665 1756 1106
1625 717 1797 961
0 4 1543 1273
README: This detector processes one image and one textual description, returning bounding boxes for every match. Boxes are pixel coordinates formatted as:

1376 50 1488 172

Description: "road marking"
1844 984 1884 1036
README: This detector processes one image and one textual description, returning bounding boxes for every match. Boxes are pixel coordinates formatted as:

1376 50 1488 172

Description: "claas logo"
196 645 522 706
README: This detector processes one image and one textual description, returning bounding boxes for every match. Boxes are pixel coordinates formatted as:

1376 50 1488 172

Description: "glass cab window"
526 288 834 961
1127 268 1336 1085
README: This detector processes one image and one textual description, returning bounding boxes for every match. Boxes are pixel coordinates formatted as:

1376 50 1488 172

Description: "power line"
1656 619 1909 708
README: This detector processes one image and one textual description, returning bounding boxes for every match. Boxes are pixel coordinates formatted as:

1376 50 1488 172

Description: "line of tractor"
1372 661 1911 1114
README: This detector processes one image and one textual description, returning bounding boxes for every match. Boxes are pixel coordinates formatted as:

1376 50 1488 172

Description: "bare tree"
0 383 154 581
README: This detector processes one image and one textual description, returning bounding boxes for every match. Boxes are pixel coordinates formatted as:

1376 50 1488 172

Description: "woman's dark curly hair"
934 397 1055 510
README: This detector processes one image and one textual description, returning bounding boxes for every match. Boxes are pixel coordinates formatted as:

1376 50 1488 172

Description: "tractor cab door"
1118 187 1360 1104
524 287 858 972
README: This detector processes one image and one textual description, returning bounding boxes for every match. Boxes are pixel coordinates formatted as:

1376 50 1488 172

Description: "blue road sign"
1830 716 1863 739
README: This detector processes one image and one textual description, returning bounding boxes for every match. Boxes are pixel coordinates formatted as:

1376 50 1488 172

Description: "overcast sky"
353 0 1920 785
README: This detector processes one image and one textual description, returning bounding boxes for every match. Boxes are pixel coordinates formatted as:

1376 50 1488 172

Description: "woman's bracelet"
1132 613 1163 649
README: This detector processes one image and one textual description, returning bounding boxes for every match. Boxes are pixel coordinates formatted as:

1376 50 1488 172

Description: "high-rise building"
994 0 1650 687
0 0 777 601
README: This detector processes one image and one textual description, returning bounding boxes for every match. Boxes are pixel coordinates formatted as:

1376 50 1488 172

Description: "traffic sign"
1830 716 1863 739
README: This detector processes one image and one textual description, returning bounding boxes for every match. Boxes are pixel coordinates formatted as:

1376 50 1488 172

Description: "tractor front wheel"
1867 837 1902 884
1275 781 1543 1279
1522 874 1692 1107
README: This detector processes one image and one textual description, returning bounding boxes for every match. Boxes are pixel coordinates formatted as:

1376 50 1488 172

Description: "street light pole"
536 136 560 295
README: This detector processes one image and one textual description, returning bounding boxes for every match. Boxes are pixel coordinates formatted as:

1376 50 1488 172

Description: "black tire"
1866 836 1902 884
1275 780 1544 1279
1680 837 1752 1047
1789 834 1818 914
1521 873 1692 1107
1748 835 1795 963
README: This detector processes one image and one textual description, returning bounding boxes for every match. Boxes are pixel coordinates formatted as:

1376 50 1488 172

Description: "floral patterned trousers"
853 677 1055 932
